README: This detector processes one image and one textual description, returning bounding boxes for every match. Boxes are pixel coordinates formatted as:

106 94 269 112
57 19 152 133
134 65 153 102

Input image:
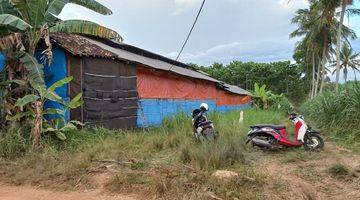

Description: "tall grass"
0 108 286 198
300 82 360 147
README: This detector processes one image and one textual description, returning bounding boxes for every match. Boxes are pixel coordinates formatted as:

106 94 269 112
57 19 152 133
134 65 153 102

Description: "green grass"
328 163 349 179
300 82 360 150
0 108 287 198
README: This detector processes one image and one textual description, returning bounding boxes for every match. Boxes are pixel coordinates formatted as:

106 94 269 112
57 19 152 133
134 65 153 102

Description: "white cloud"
277 0 308 11
167 39 297 65
173 0 202 15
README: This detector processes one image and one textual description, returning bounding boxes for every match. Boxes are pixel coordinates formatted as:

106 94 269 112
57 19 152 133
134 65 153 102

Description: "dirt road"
0 142 358 200
261 143 360 200
0 184 139 200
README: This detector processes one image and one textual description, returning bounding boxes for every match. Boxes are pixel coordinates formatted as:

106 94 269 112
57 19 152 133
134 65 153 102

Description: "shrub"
300 82 360 146
269 94 294 114
252 83 294 114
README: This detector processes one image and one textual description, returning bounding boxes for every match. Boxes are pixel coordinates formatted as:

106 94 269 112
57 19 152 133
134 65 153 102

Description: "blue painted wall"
36 47 69 121
0 54 4 72
137 98 251 127
1 49 68 120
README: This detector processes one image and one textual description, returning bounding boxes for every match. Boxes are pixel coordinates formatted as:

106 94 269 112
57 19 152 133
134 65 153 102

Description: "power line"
175 0 206 61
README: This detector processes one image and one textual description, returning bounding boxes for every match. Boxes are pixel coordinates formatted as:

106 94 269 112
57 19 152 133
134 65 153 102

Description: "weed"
130 161 146 170
329 163 349 179
0 123 32 158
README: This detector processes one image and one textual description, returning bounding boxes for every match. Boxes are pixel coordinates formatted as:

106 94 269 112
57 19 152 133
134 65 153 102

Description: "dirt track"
0 143 359 200
261 142 360 200
0 184 139 200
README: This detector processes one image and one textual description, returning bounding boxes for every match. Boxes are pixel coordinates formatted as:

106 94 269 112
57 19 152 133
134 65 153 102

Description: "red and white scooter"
246 113 324 151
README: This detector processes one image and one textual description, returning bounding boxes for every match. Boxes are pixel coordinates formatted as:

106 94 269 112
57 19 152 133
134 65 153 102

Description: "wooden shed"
40 33 252 129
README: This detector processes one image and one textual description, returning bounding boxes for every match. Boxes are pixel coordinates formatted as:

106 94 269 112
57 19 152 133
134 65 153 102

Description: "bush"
300 82 360 146
269 95 294 114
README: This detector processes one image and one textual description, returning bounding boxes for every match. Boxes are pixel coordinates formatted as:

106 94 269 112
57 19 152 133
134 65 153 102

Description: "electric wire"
172 0 206 69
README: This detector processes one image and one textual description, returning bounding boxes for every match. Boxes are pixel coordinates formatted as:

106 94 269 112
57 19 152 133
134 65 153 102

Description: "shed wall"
137 67 251 127
137 67 251 105
39 47 69 120
67 55 138 129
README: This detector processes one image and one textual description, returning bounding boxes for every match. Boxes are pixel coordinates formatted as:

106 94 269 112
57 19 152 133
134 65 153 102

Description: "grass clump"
0 123 31 158
300 82 360 149
328 163 349 179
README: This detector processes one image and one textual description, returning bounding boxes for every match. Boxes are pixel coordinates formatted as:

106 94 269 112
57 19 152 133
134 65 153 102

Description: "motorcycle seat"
250 124 286 130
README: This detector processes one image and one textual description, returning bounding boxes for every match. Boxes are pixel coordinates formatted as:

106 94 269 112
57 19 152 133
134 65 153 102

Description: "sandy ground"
261 142 360 200
0 184 139 200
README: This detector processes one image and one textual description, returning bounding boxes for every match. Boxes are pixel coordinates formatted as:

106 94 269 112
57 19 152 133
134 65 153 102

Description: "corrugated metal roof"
51 33 250 96
223 84 252 96
84 38 222 83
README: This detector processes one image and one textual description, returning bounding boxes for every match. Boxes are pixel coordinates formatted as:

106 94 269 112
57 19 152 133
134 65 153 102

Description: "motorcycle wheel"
304 133 324 151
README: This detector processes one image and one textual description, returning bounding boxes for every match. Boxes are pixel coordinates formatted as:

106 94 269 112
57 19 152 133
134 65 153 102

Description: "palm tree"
291 4 323 98
331 44 360 82
0 0 122 146
335 0 360 91
291 0 357 96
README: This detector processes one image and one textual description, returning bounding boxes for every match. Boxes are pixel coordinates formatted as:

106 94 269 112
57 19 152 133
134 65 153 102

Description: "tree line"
190 61 309 104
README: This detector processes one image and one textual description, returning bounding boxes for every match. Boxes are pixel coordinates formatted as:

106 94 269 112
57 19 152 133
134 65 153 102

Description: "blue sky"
59 0 360 81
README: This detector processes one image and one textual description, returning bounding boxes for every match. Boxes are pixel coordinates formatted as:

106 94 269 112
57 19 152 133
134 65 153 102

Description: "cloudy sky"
59 0 360 80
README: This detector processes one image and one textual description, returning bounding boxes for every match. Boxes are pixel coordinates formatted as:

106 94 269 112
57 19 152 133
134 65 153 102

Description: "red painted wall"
137 67 251 106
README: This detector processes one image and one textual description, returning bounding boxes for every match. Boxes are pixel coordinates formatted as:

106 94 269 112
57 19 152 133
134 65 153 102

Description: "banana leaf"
0 14 31 31
70 0 112 15
48 76 73 92
20 53 45 88
50 20 123 42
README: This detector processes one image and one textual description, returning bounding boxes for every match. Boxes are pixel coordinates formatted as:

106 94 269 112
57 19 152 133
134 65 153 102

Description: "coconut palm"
291 0 357 96
335 0 360 91
331 44 360 82
290 4 324 98
0 0 122 145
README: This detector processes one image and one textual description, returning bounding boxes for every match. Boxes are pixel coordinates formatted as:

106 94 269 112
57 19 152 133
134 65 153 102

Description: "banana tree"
0 0 122 146
13 76 83 143
252 83 272 109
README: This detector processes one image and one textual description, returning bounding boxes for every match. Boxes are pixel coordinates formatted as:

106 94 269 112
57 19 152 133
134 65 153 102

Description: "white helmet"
200 103 209 111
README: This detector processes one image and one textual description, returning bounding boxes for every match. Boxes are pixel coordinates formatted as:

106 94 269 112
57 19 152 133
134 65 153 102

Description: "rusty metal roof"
51 33 250 96
51 33 117 59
